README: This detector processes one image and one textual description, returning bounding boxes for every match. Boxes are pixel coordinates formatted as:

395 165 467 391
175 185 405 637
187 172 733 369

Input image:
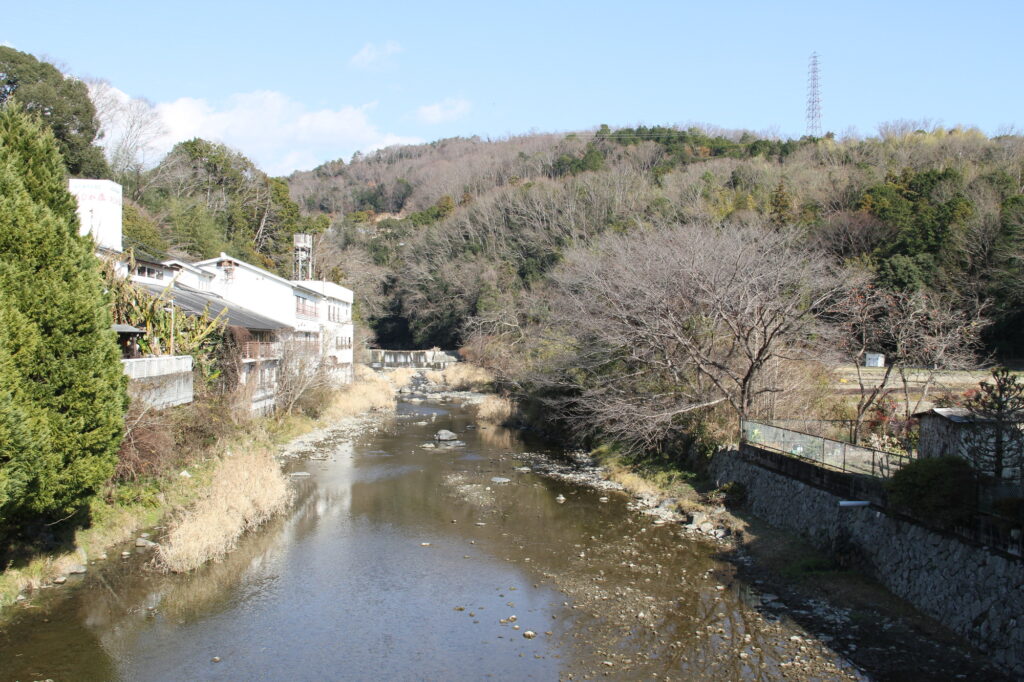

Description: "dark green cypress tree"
0 105 127 528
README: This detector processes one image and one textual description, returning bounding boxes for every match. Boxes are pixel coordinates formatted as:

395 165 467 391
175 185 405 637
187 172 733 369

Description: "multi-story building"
71 179 355 413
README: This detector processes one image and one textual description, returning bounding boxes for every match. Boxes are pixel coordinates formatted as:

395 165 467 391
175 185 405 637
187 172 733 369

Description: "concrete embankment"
711 447 1024 678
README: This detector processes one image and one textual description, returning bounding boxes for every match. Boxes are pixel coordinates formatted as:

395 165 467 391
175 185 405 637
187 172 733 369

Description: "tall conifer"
0 105 126 527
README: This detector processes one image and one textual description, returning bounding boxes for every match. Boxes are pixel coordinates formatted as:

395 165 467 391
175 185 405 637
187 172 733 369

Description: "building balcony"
241 341 281 361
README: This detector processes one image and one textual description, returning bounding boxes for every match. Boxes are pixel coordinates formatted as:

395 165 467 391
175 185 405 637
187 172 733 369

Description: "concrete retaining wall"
122 356 193 408
711 449 1024 677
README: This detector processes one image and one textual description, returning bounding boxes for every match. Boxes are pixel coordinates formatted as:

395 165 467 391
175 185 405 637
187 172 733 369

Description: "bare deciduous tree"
834 283 984 442
88 79 166 185
525 221 846 449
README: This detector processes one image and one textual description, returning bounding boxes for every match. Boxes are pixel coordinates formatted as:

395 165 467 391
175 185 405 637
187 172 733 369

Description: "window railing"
295 298 318 320
241 341 280 360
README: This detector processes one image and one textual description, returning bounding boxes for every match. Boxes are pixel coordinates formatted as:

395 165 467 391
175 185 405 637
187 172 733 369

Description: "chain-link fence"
741 420 913 478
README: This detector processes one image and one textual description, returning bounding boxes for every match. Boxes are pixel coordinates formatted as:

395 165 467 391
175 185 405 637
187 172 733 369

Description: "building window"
134 264 163 279
295 296 318 320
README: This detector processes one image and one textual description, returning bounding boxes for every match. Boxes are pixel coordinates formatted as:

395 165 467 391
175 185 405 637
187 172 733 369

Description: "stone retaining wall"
711 448 1024 677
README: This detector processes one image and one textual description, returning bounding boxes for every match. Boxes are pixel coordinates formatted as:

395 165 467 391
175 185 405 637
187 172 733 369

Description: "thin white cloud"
152 91 420 175
416 98 471 125
348 41 402 69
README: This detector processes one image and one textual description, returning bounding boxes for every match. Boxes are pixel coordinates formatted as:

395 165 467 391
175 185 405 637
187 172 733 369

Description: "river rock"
135 537 156 548
434 429 458 441
490 477 511 484
290 471 311 477
523 630 536 639
68 564 87 574
421 442 437 449
53 576 67 585
555 494 566 504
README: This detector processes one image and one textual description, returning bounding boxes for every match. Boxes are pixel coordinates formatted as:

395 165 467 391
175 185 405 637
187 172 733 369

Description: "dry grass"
2 365 397 608
427 363 494 391
321 366 395 421
156 447 292 573
0 462 209 610
476 394 515 424
388 367 418 389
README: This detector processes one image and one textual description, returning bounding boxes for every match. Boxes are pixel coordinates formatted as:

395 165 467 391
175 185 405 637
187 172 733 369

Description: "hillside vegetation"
289 124 1024 450
292 125 1023 348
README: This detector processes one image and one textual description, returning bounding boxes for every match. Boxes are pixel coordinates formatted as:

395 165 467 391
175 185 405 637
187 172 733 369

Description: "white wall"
69 179 122 253
196 255 298 329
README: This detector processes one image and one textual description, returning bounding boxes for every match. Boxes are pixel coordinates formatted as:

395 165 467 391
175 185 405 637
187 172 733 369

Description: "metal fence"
741 420 914 479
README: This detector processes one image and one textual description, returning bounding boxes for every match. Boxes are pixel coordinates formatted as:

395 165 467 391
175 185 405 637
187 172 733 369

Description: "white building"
69 179 123 255
70 179 356 412
294 279 355 382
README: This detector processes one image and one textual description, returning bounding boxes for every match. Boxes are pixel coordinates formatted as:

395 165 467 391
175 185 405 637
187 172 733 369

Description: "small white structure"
122 355 194 409
864 352 886 368
69 179 123 254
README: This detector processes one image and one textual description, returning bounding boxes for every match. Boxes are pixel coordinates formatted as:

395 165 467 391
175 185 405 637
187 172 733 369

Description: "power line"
806 52 822 137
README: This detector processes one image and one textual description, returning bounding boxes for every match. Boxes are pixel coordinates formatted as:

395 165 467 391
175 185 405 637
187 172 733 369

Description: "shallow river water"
1 399 866 681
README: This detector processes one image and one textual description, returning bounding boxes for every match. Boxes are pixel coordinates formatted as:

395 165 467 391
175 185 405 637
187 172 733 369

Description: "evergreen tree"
964 368 1024 481
0 47 109 177
0 105 127 528
769 180 795 228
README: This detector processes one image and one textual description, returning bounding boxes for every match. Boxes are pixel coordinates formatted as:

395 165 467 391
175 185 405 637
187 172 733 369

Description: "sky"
4 0 1023 176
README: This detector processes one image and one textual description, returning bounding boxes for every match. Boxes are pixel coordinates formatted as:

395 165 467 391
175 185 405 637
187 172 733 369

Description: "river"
1 397 866 681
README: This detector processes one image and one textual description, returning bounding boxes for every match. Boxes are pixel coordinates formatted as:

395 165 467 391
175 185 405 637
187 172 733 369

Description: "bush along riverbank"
0 366 400 612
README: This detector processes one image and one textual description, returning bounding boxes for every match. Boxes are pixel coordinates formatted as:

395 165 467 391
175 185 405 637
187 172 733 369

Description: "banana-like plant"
103 255 227 381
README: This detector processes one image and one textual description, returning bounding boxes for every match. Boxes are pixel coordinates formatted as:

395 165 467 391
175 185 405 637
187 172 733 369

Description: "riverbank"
508 442 1010 680
0 366 400 614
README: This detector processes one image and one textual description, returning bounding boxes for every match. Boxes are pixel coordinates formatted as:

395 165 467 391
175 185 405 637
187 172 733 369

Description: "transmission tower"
806 52 822 138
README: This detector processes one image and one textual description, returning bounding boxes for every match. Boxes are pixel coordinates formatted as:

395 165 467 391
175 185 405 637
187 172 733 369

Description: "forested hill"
287 124 1024 355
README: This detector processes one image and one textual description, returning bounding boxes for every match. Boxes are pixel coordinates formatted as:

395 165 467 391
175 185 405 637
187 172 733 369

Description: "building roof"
913 407 976 423
137 282 292 332
112 324 144 334
293 279 354 303
192 252 296 289
163 259 214 279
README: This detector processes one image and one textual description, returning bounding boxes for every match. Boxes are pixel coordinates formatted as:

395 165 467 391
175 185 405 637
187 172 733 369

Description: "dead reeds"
476 394 515 424
156 447 292 573
426 363 494 391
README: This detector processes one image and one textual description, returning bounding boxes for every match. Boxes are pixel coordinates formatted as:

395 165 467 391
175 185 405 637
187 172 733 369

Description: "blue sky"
5 0 1022 175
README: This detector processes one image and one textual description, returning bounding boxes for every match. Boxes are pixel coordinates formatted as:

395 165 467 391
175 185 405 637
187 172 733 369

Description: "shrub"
708 481 748 508
887 456 977 527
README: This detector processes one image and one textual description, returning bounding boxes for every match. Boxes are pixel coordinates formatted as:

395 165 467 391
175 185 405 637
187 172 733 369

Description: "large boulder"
434 429 458 441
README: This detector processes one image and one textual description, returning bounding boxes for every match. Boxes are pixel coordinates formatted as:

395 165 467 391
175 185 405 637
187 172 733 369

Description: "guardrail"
741 419 914 479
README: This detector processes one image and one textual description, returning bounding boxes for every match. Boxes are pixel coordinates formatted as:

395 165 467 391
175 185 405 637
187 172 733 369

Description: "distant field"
829 366 999 411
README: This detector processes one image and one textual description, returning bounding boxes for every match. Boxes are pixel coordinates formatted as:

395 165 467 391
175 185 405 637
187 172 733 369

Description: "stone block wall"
711 449 1024 677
